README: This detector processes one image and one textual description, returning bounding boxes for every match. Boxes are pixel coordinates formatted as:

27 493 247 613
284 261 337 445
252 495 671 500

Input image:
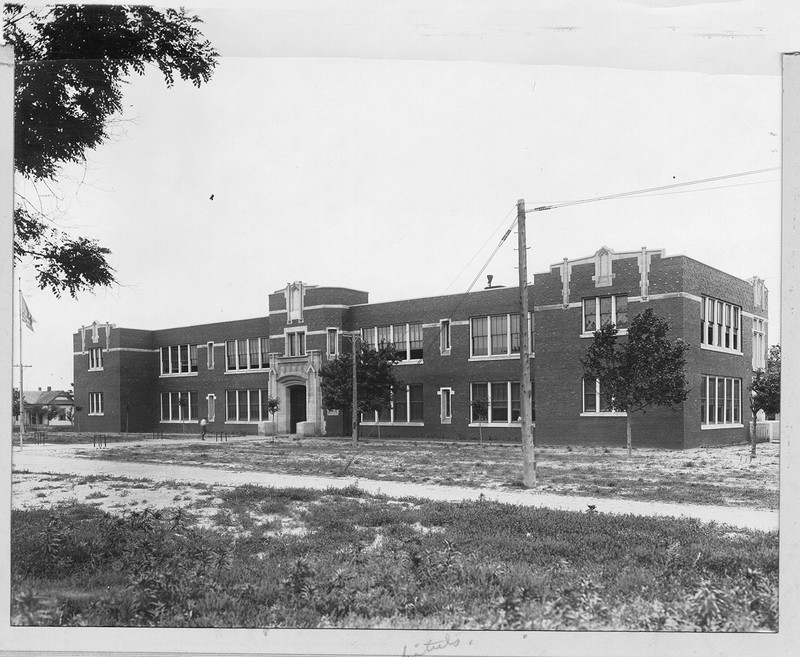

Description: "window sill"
468 422 524 428
700 344 742 356
88 413 104 417
224 369 269 374
701 423 744 430
361 422 425 427
160 372 199 378
468 354 520 362
396 359 424 366
440 418 452 424
440 349 451 356
224 420 263 424
580 412 627 417
88 367 104 372
581 330 628 339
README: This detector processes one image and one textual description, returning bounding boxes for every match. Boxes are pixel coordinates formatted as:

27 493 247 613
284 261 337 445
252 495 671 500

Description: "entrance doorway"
288 385 307 433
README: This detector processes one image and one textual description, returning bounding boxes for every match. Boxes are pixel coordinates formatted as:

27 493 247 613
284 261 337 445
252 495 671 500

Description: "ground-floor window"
470 382 521 424
89 392 104 415
582 378 620 414
439 387 453 423
226 389 270 422
160 391 198 422
701 375 742 426
363 384 424 424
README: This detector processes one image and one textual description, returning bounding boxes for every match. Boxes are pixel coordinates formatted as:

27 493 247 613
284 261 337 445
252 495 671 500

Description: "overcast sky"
10 0 795 391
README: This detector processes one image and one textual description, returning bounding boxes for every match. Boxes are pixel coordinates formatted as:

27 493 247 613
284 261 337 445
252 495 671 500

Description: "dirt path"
12 442 778 532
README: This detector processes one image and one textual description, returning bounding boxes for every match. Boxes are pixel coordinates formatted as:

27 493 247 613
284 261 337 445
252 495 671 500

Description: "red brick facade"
73 248 768 448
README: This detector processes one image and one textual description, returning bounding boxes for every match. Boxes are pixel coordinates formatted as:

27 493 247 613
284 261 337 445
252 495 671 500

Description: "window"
753 318 766 369
359 323 424 361
88 348 103 370
89 392 104 415
225 389 271 422
439 388 453 423
471 382 525 423
225 338 270 371
327 328 338 357
285 330 306 357
582 378 620 414
440 320 451 355
470 314 526 358
363 384 424 424
207 342 215 370
582 296 628 334
160 344 199 375
701 375 742 426
160 391 197 422
700 296 741 353
206 394 216 422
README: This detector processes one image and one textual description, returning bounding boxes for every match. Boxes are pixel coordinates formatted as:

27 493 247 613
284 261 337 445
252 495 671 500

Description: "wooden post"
352 333 358 447
518 199 536 487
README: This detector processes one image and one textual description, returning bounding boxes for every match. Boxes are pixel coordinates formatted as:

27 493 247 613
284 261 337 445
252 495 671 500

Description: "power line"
526 167 779 213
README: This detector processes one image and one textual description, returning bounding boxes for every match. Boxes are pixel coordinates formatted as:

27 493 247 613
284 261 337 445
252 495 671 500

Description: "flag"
20 293 35 331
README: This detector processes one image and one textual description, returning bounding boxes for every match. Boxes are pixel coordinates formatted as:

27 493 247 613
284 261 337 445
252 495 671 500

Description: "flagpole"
18 278 24 449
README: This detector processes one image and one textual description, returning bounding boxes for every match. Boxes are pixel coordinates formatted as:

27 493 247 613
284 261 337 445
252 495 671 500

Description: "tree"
267 396 280 440
319 341 402 443
471 398 488 444
581 308 690 457
750 344 781 459
3 4 217 297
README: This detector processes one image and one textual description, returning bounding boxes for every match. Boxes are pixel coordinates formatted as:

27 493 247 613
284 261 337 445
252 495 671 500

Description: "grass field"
73 436 780 510
10 483 779 630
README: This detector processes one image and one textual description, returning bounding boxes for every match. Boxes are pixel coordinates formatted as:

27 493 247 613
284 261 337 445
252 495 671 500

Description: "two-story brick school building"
73 246 769 448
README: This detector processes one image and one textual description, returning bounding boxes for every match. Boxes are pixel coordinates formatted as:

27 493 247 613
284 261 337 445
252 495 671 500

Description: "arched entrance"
288 384 307 433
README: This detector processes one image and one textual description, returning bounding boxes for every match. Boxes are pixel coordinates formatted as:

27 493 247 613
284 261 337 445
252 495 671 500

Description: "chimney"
38 387 41 391
47 386 51 392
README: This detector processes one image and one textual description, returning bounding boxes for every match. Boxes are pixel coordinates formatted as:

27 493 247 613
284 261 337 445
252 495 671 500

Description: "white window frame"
361 384 424 425
206 393 216 422
581 296 629 337
224 389 270 423
469 314 523 360
752 318 766 369
207 341 215 370
701 375 743 429
580 378 625 417
160 391 197 422
440 319 451 355
469 381 523 426
160 344 199 376
225 337 271 372
360 323 423 363
700 296 742 355
438 387 453 423
88 347 103 371
88 392 104 415
284 328 307 357
327 327 339 358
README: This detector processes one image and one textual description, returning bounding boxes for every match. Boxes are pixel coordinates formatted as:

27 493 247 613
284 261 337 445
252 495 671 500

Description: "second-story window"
88 347 103 370
470 314 523 357
327 328 338 357
440 320 451 354
225 338 270 371
583 296 628 334
701 296 741 353
161 345 198 375
286 330 306 357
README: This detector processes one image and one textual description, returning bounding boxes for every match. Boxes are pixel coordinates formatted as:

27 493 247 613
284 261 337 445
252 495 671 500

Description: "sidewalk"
11 440 779 533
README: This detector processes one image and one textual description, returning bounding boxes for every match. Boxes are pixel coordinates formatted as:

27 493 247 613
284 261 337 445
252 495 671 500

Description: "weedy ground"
10 483 778 630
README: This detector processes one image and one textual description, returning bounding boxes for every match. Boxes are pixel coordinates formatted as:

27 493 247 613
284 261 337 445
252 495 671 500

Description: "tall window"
471 382 524 423
701 375 742 426
582 296 628 333
160 391 197 422
327 328 338 357
225 338 270 371
470 314 526 357
700 296 741 353
88 348 103 370
207 342 215 370
753 318 766 369
160 345 199 375
89 392 104 415
225 389 270 422
359 323 423 361
439 388 453 423
285 330 306 357
440 320 451 355
582 378 618 414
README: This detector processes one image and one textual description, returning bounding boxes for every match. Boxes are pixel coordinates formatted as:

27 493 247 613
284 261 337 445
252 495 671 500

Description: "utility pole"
517 199 536 487
352 333 359 447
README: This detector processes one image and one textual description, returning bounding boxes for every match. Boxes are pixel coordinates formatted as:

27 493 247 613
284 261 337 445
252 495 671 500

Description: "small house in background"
17 387 74 427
